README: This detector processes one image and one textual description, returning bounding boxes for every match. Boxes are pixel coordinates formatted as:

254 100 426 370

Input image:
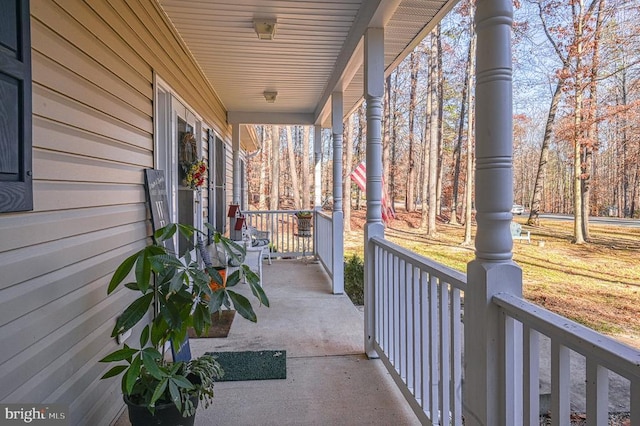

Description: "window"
0 0 32 212
208 129 226 237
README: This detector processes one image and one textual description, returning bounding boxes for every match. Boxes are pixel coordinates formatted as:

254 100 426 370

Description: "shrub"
344 254 364 305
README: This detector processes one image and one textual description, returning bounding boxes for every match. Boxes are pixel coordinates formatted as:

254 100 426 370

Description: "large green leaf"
227 290 257 322
168 379 182 412
99 346 138 363
134 250 151 293
142 350 163 380
111 293 154 337
155 224 177 243
170 375 194 390
207 289 226 313
108 252 139 294
168 271 186 294
139 325 149 348
125 354 142 395
192 303 206 336
246 276 270 308
100 365 127 379
150 377 169 408
150 318 168 347
225 270 241 287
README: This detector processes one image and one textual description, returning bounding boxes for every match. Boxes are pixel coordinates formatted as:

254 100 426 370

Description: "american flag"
349 162 395 223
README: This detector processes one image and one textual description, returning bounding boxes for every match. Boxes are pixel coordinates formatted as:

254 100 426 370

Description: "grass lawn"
343 209 640 349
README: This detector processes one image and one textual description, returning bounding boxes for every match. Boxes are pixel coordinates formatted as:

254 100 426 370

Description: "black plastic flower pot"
124 394 199 426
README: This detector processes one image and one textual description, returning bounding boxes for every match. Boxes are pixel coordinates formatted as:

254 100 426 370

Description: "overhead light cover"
254 18 277 40
263 91 278 103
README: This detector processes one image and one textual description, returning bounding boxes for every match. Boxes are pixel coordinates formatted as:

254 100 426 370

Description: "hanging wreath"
180 132 207 190
185 158 207 190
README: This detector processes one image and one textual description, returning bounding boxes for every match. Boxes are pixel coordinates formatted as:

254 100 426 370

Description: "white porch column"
314 125 323 209
313 125 322 258
463 1 523 425
232 122 241 205
363 27 384 359
331 93 344 295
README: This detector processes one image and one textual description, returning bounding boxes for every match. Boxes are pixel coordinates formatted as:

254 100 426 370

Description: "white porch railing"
493 293 640 426
243 210 314 259
371 236 466 425
315 211 333 277
371 236 640 425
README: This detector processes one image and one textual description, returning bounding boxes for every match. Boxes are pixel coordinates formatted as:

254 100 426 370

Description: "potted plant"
295 210 313 236
99 223 268 425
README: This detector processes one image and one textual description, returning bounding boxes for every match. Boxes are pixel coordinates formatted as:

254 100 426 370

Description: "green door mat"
206 350 286 381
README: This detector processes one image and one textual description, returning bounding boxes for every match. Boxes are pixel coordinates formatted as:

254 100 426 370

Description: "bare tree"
343 116 354 231
463 29 476 246
406 51 419 212
285 127 301 209
302 126 311 210
258 126 268 209
270 125 280 210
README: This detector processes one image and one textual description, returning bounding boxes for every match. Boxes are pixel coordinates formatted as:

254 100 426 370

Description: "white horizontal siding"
0 1 230 425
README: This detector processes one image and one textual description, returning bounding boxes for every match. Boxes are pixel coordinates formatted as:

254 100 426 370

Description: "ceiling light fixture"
254 18 277 40
263 91 278 103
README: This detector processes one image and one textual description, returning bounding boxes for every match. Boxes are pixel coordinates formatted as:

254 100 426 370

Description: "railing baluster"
393 254 400 367
439 281 451 426
551 340 570 426
413 266 420 401
502 315 523 426
523 326 540 426
421 270 429 411
429 274 439 419
585 360 608 426
451 287 462 424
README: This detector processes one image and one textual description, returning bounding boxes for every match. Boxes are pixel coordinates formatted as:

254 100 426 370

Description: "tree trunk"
581 0 605 240
258 126 267 209
286 127 301 209
420 52 431 230
406 52 419 212
427 32 439 236
462 32 476 246
572 0 586 244
270 125 280 210
383 74 391 200
390 72 398 208
527 73 567 225
450 25 473 226
435 24 444 218
302 126 310 210
355 105 365 210
343 116 353 232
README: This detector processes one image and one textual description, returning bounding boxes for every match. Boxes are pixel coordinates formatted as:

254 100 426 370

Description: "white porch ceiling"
158 0 458 127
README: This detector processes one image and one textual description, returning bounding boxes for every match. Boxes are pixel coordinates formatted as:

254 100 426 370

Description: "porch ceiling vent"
254 18 277 40
263 91 278 103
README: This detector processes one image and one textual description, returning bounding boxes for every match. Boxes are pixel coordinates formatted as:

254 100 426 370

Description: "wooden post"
232 122 241 205
364 27 384 359
463 1 523 425
332 92 344 294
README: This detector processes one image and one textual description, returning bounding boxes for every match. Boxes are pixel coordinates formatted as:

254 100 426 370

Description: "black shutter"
207 129 215 243
0 0 32 212
216 136 226 234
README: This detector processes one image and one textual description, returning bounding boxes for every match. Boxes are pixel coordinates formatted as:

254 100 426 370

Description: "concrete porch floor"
113 259 421 425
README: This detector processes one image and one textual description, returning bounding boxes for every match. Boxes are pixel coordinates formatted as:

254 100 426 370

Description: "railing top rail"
316 210 332 220
494 292 640 379
370 236 467 291
242 209 301 215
